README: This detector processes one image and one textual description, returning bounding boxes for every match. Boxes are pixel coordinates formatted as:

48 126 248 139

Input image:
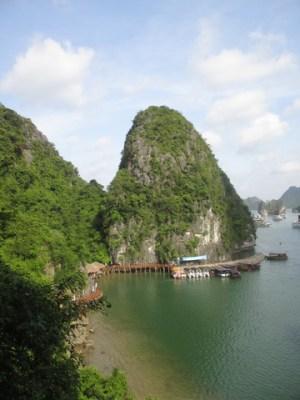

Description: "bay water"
87 212 300 399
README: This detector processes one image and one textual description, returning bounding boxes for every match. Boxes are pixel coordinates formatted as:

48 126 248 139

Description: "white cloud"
193 48 295 86
207 90 266 124
202 130 222 147
275 161 300 174
0 38 94 107
239 113 288 149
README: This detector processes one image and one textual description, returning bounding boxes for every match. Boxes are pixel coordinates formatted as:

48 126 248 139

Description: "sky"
0 0 299 200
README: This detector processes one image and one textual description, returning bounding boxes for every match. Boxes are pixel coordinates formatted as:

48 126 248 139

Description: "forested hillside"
0 105 109 284
105 106 255 263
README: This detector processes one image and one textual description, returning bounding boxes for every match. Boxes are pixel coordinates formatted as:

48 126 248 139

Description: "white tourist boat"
252 212 271 227
187 271 196 279
292 215 300 228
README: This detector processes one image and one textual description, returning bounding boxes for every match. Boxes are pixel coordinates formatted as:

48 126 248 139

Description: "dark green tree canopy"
0 105 109 285
0 262 80 400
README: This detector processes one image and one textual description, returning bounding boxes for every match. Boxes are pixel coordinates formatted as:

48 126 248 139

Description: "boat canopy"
180 255 208 262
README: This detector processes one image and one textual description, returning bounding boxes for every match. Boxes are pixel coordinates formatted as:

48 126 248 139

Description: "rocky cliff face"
105 106 255 263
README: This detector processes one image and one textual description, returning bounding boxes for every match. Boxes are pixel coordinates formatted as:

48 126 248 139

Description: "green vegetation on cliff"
0 105 109 284
104 106 255 263
0 261 151 400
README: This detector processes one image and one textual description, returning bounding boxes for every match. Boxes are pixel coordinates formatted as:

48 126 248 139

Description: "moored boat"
265 252 288 261
292 215 300 229
215 268 231 278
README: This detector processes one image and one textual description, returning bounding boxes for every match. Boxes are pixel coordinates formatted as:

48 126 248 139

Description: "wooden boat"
265 252 288 261
215 268 231 278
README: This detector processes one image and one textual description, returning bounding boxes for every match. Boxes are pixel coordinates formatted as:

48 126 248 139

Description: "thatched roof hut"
85 262 106 276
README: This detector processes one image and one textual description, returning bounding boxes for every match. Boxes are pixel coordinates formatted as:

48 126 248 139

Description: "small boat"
256 220 271 228
202 269 210 278
215 268 231 278
292 215 300 229
171 271 187 279
272 215 283 221
187 271 196 279
265 252 288 261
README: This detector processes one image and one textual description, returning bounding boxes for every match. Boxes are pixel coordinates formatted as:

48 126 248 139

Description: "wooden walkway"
76 288 103 304
105 254 265 274
108 263 171 273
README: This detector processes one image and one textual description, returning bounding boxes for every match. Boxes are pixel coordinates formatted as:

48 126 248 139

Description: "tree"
0 262 80 400
79 366 133 400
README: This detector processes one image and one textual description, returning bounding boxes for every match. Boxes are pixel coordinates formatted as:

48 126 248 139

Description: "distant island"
244 186 300 215
280 186 300 209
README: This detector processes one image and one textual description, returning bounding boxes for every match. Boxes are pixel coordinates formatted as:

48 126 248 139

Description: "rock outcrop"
105 106 255 263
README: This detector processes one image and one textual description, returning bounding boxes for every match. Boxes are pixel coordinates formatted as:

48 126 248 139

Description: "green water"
89 212 300 400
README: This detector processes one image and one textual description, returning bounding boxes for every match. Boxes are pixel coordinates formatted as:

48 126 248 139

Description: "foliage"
0 261 80 400
79 367 133 400
0 105 109 287
104 106 255 262
0 262 137 400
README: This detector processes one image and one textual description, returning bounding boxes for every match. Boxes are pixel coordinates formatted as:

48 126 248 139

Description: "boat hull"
265 253 288 261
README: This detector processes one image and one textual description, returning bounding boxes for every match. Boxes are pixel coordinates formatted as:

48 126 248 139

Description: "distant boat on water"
252 212 271 227
272 215 283 221
265 252 288 261
292 215 300 229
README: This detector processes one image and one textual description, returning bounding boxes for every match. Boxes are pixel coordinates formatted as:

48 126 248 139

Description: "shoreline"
84 310 197 400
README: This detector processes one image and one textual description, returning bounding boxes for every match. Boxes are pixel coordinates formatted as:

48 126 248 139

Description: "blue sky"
0 0 300 200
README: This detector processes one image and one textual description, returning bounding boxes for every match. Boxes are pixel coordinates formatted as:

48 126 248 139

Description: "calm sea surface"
89 212 300 400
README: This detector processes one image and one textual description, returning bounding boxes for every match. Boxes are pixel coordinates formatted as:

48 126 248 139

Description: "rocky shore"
71 314 93 354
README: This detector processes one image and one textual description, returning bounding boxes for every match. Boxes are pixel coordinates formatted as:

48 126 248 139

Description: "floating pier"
105 254 265 275
199 253 265 271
